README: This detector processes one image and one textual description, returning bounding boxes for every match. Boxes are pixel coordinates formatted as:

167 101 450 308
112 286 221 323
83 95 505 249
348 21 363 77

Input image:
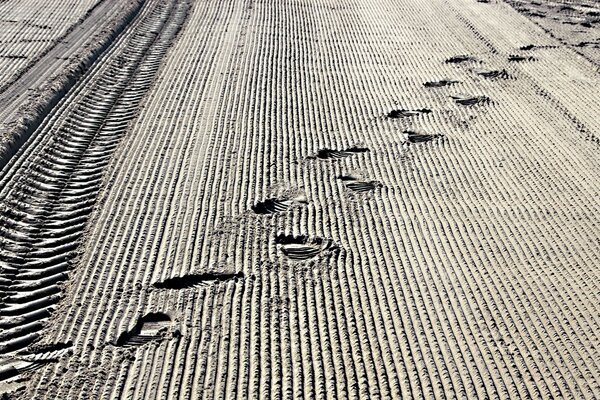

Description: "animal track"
451 94 490 106
475 68 509 79
423 79 459 88
445 55 476 63
315 147 369 160
387 109 432 119
403 130 444 144
338 175 382 193
252 195 307 215
275 234 337 261
116 312 174 348
153 272 244 289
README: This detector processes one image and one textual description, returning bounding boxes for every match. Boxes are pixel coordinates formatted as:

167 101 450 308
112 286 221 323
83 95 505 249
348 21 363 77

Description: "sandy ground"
0 0 599 398
505 0 600 66
0 0 101 89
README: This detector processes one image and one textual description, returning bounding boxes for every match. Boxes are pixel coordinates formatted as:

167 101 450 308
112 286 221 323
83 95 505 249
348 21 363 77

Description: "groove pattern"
3 0 600 398
0 0 189 357
0 0 101 89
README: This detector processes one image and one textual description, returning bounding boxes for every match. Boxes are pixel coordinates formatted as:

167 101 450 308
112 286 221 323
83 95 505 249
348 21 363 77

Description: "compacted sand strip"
3 0 600 398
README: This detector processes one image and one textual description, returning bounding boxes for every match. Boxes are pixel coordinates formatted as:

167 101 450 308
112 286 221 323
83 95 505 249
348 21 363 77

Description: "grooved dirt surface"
0 0 599 398
0 0 102 89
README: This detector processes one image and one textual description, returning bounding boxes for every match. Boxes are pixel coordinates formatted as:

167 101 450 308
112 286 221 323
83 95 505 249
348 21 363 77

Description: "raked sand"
0 0 599 398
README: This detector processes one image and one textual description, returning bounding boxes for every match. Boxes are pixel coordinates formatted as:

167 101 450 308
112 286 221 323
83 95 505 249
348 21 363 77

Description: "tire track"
0 0 148 171
0 0 189 362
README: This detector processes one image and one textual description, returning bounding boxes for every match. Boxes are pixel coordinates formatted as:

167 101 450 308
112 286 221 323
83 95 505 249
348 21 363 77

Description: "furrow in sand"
0 0 190 376
7 0 600 398
59 0 241 372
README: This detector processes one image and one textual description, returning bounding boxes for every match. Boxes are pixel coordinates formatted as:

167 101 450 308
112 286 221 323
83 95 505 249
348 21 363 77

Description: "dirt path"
1 0 599 398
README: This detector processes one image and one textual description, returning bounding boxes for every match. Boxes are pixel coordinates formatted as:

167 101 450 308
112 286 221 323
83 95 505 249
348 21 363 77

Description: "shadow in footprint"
519 44 536 51
423 79 459 88
446 55 476 64
451 94 490 106
252 195 307 215
508 54 534 62
316 147 369 160
387 109 431 119
275 234 337 261
116 312 173 347
403 130 444 144
154 272 243 289
338 175 382 193
576 41 599 48
475 68 509 79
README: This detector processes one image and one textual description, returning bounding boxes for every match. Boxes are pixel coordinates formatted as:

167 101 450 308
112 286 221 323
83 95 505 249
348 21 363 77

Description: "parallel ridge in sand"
0 0 100 89
0 0 189 372
2 0 600 398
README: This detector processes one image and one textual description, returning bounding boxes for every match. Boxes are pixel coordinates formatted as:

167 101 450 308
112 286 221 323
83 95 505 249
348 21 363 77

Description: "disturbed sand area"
0 0 599 398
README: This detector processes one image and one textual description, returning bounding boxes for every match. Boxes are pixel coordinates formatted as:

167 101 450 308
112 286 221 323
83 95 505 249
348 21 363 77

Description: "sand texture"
0 0 599 398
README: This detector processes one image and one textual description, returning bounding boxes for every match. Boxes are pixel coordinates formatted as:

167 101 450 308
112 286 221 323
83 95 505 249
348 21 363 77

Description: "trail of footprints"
239 49 535 270
113 37 545 388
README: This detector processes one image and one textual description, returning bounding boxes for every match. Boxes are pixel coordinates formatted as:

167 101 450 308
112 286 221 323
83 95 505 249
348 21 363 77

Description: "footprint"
275 234 337 261
252 195 307 215
0 343 72 381
153 272 244 289
315 147 369 160
423 79 459 88
387 109 432 119
116 312 174 347
508 54 534 62
338 175 382 193
474 68 509 79
451 94 490 106
530 12 546 18
519 44 536 51
403 130 444 144
445 55 476 64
